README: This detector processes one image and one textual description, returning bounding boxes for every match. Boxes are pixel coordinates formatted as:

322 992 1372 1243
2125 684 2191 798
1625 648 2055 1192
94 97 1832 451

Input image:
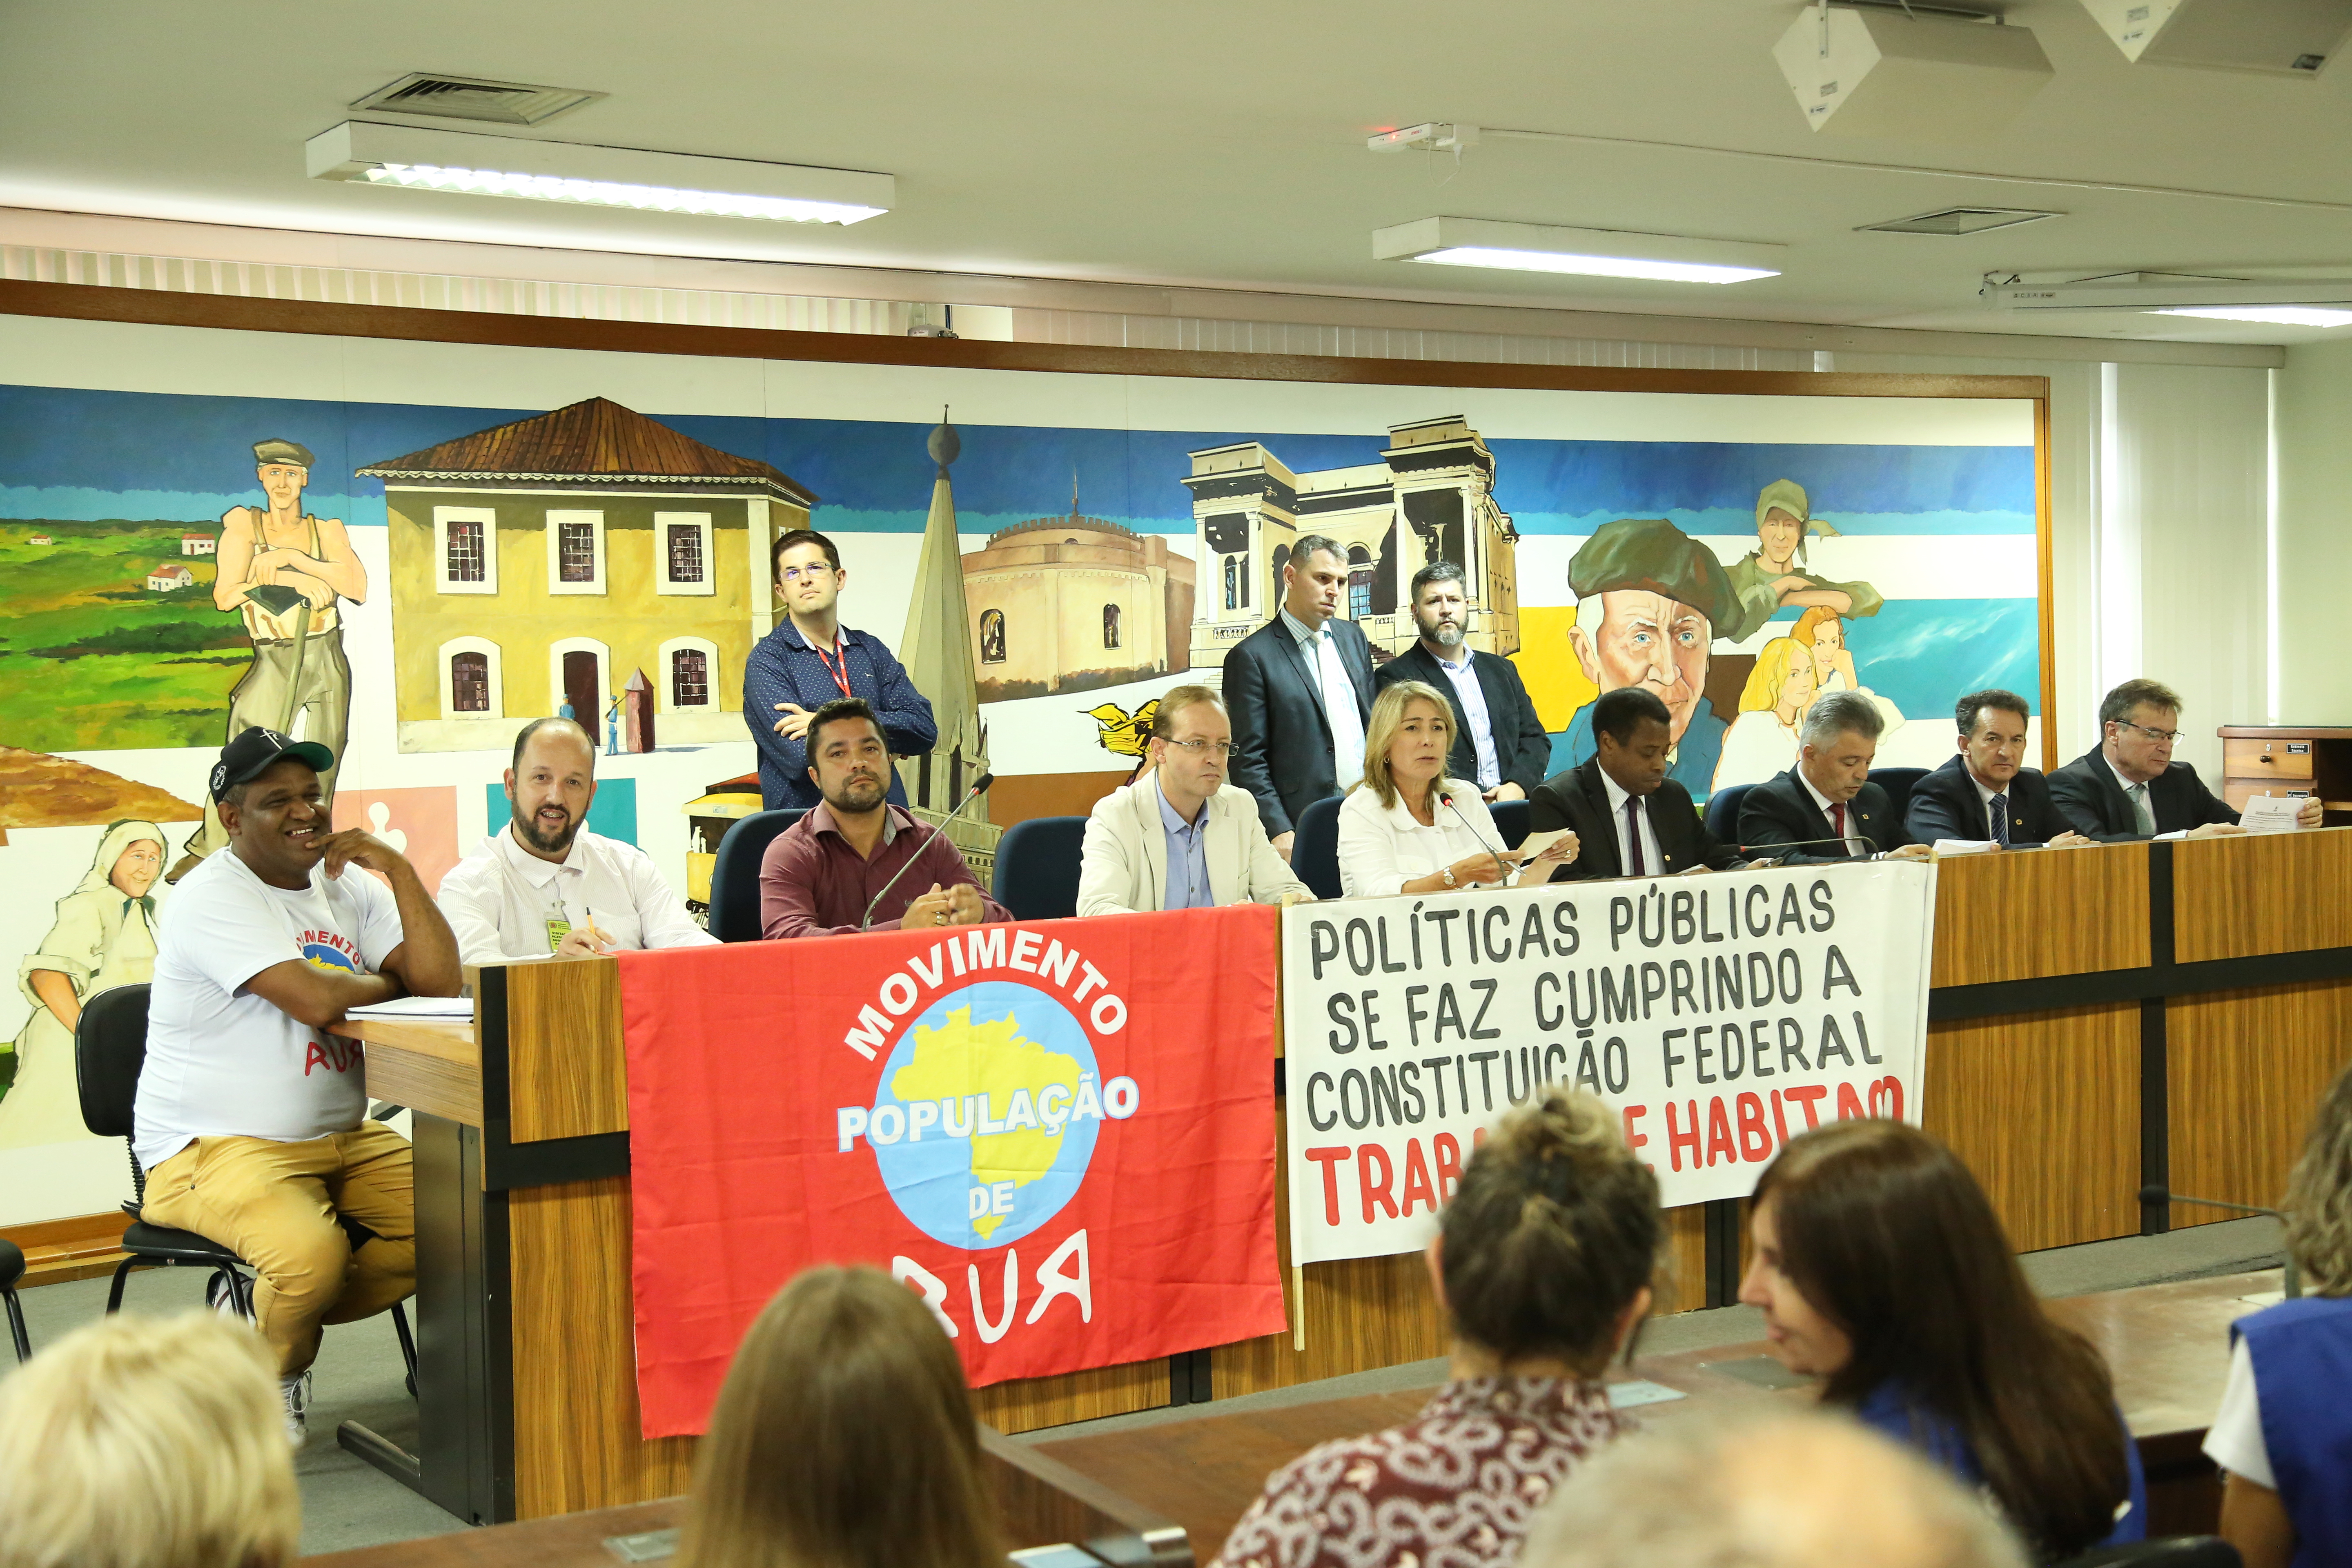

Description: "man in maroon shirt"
758 698 1009 939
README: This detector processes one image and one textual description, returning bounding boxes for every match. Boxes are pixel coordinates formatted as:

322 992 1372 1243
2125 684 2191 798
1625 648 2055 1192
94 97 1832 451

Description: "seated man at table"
1904 688 2094 850
1076 684 1313 915
1528 686 1751 880
760 697 1010 938
1739 690 1933 865
138 727 463 1445
439 717 719 962
2050 677 2320 840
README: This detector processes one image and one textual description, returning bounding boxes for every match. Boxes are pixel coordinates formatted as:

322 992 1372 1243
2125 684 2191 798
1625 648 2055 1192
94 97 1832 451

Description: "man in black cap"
172 437 370 881
137 727 461 1446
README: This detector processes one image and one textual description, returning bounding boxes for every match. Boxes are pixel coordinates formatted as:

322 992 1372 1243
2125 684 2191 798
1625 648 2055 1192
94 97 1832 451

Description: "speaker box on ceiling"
2077 0 2352 76
1772 7 2055 138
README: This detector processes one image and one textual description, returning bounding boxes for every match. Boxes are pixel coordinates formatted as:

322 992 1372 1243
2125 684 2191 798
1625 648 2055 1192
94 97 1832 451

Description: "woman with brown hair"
1213 1086 1658 1568
674 1266 1004 1568
1739 1120 2143 1559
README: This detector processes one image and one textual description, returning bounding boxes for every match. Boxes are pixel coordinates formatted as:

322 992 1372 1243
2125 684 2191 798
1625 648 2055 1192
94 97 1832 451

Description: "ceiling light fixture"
1984 272 2352 313
307 122 893 225
2154 305 2352 327
1374 218 1781 285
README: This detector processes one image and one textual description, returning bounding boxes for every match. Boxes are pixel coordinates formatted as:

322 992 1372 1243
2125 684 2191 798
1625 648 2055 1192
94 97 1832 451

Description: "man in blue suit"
1904 688 2095 849
1549 517 1734 802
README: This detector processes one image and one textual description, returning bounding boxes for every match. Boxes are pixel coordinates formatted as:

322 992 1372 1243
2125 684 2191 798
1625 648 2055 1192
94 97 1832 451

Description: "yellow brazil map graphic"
889 1005 1084 1241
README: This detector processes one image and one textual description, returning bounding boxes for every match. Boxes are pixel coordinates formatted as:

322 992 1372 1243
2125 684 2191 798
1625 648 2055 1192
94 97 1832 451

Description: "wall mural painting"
0 352 2040 1221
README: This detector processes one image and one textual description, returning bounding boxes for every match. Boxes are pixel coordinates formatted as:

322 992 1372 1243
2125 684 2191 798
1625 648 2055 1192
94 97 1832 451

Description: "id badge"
545 918 571 953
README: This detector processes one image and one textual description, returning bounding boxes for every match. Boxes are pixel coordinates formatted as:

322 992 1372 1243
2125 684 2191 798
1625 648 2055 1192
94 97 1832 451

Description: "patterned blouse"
1211 1377 1629 1568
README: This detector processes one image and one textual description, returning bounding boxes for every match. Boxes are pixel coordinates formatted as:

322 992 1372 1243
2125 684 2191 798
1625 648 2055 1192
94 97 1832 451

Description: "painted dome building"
961 506 1196 702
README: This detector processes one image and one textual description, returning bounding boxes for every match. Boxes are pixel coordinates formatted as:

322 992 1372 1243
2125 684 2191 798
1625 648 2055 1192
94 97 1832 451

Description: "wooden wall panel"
1924 1004 2140 1252
2174 830 2352 964
2167 981 2352 1227
1930 843 2149 988
507 1176 696 1519
504 958 628 1142
990 771 1134 829
972 1359 1171 1434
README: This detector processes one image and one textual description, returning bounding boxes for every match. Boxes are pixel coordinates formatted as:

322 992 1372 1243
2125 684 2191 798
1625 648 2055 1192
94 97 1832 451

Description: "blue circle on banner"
868 980 1102 1250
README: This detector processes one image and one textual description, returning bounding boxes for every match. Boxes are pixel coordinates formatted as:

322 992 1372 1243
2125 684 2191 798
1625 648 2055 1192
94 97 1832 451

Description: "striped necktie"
1991 793 2010 847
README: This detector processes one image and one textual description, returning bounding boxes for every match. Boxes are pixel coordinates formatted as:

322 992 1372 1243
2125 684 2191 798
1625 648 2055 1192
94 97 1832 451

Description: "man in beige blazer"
1077 685 1314 916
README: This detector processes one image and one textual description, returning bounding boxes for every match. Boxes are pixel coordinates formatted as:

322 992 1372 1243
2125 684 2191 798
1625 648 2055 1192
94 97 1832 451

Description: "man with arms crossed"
743 528 937 813
1905 689 2094 849
1529 687 1752 880
439 717 718 962
1076 685 1314 915
1224 535 1376 860
760 698 1010 939
1739 690 1935 864
1375 560 1550 804
2050 678 2320 840
139 728 462 1443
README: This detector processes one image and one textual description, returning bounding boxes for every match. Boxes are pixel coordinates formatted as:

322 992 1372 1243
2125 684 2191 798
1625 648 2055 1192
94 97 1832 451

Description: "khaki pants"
180 626 353 864
140 1120 414 1376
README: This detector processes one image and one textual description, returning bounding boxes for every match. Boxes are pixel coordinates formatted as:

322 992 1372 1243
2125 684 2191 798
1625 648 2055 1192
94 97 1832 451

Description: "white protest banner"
1280 862 1936 1266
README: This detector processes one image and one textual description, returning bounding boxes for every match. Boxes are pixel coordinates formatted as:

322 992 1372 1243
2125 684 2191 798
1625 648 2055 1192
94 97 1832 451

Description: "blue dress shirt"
1157 776 1214 911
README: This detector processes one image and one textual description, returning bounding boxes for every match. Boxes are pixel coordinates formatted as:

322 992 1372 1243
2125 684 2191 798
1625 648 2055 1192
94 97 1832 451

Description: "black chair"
73 984 417 1394
706 808 806 942
1489 799 1532 851
2056 1539 2239 1568
1292 796 1345 900
993 816 1087 921
1704 783 1755 846
0 1238 27 1361
1868 765 1929 829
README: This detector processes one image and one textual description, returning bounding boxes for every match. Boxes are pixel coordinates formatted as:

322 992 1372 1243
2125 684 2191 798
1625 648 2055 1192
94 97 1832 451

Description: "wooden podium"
340 830 2352 1524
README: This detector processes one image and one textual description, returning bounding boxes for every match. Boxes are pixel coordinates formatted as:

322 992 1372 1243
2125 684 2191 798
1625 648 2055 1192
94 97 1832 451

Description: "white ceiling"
7 0 2352 346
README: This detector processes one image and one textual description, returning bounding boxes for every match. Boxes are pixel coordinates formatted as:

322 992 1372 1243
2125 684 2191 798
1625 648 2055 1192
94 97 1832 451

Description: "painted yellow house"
359 398 815 753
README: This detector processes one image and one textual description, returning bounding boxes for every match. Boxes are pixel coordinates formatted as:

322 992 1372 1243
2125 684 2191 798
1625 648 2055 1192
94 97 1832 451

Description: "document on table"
2241 793 2309 834
1932 839 1998 856
344 993 476 1020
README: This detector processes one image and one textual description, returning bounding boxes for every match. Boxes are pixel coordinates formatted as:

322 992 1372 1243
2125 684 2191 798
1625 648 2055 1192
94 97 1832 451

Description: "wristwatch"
1441 865 1457 887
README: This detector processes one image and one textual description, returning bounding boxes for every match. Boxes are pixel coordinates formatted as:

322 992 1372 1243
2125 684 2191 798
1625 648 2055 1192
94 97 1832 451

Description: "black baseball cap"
210 727 334 799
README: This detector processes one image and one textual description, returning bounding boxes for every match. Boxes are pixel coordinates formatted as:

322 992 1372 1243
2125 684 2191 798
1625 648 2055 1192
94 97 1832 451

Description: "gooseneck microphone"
2137 1185 2299 1298
861 772 996 930
1735 836 1879 861
1439 791 1523 886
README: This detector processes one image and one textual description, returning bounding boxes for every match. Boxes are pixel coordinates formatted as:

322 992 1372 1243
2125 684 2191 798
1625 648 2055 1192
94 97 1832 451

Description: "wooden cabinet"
2217 726 2352 822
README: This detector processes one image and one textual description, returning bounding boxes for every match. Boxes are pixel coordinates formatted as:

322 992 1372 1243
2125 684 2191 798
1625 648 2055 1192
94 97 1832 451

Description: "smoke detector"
350 73 606 127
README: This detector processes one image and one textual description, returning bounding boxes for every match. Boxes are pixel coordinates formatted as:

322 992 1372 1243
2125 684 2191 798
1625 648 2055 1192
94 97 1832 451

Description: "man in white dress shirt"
1076 686 1314 916
439 719 718 963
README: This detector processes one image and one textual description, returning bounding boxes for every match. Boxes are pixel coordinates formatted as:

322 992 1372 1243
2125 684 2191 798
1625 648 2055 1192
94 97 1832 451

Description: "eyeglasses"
777 564 836 584
1161 739 1234 759
2117 720 2182 744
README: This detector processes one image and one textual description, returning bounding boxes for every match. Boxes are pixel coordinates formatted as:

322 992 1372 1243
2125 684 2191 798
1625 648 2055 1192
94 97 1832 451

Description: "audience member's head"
1360 680 1457 811
1433 1086 1661 1376
1743 1120 2129 1557
0 1312 299 1568
675 1266 1002 1568
1521 1408 2028 1568
2286 1061 2352 1296
804 698 890 815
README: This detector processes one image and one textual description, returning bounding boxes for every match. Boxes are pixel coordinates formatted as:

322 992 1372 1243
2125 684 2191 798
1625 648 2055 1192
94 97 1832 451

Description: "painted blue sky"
0 384 2035 537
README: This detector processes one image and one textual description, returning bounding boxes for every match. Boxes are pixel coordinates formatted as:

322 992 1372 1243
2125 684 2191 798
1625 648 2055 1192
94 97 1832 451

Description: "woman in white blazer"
1337 681 1579 899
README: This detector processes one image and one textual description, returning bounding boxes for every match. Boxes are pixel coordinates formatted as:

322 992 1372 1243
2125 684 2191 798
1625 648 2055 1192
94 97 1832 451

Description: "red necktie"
1832 802 1848 850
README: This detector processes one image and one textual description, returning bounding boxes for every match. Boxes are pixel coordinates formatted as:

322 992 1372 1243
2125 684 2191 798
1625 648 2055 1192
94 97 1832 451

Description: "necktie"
1832 802 1849 853
1990 793 2010 847
2128 782 2156 835
1625 797 1645 876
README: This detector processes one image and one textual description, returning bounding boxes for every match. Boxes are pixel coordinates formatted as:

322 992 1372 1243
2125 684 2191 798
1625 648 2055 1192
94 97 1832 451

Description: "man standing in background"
1376 559 1549 803
743 528 938 813
1223 535 1376 861
171 438 368 881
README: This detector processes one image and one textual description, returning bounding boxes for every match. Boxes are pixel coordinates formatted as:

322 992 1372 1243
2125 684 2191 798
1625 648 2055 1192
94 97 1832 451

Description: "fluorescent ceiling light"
1987 273 2352 312
2154 305 2352 327
307 121 892 225
1374 217 1780 285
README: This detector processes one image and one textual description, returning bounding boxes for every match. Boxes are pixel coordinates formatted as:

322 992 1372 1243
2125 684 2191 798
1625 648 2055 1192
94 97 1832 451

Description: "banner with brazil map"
617 904 1286 1437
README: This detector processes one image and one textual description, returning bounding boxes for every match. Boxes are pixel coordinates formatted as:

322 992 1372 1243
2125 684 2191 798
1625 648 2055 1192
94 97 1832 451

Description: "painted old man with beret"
1548 516 1737 802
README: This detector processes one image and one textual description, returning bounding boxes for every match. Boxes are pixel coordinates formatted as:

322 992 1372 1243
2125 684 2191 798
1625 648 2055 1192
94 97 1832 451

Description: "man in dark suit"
2050 678 2319 840
1528 686 1749 880
1375 560 1549 802
1224 534 1377 859
1905 688 2096 849
1740 690 1933 865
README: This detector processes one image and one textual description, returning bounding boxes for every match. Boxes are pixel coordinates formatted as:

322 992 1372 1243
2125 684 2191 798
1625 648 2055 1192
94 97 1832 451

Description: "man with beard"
759 697 1009 940
1374 560 1549 803
438 718 717 962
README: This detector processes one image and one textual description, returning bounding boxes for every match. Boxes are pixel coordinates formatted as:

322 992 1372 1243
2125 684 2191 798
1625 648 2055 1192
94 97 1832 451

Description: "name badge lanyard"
813 635 855 702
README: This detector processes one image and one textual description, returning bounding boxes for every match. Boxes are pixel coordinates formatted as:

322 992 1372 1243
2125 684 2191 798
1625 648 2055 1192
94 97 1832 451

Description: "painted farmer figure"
1720 479 1883 646
1549 517 1738 802
173 438 368 880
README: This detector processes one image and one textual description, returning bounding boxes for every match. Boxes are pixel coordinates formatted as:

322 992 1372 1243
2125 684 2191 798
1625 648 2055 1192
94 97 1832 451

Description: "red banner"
617 904 1287 1437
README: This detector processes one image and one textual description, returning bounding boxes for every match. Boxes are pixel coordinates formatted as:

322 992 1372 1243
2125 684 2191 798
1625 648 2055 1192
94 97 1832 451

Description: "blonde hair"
1738 636 1814 715
0 1313 298 1568
675 1267 1004 1568
1359 680 1457 810
2285 1063 2352 1295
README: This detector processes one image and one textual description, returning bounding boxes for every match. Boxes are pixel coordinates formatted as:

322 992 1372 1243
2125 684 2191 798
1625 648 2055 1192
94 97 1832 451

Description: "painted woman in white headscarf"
1 820 166 1149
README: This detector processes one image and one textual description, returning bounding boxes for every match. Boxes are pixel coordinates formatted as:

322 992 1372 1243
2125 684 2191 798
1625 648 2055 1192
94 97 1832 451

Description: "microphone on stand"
1439 791 1528 886
861 772 996 930
1735 836 1881 865
2137 1185 2299 1298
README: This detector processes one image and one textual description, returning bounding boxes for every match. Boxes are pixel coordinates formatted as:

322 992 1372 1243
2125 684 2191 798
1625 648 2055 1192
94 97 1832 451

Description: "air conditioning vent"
1860 207 2062 235
350 74 605 127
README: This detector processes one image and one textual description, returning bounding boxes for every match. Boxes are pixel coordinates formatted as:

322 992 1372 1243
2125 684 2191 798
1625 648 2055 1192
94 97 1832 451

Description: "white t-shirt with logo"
136 848 405 1169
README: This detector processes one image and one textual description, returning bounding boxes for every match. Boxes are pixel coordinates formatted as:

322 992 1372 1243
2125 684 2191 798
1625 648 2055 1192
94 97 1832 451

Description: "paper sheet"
344 993 476 1020
2241 793 2309 834
1932 838 1998 856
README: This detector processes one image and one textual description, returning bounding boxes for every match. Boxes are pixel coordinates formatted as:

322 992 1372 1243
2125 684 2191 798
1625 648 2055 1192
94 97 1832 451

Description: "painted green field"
0 520 250 752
